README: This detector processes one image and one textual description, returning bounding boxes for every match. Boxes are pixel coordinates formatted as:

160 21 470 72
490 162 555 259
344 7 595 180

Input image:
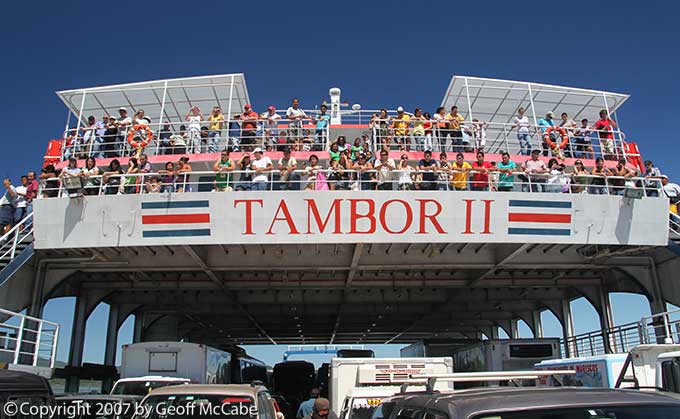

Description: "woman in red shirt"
471 151 492 191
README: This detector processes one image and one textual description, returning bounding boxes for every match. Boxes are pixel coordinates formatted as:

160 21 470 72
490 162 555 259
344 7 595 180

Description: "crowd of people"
62 99 623 161
3 149 679 235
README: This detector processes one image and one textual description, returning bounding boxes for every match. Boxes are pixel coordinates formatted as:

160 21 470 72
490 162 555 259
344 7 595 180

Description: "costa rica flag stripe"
142 214 210 225
508 213 571 223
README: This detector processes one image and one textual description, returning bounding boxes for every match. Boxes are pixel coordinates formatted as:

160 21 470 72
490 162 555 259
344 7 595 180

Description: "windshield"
136 394 255 419
348 397 387 419
370 402 395 419
112 381 188 396
473 405 680 419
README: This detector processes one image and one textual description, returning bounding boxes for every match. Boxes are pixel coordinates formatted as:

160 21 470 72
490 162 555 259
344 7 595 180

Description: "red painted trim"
508 213 572 223
142 214 210 224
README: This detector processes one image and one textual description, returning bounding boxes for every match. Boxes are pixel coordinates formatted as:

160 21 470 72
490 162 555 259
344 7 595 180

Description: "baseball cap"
268 105 276 111
244 104 252 109
531 149 540 155
253 147 263 153
397 106 404 112
661 174 669 179
547 111 554 117
118 107 127 112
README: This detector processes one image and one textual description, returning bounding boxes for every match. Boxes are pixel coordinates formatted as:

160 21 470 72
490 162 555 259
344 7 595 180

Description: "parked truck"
120 342 233 384
534 344 680 393
330 357 454 416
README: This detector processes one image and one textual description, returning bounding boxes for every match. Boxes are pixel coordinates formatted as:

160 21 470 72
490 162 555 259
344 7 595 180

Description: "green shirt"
497 161 516 188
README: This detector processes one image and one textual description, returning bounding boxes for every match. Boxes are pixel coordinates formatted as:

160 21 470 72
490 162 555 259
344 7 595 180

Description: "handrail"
0 212 34 262
0 306 59 369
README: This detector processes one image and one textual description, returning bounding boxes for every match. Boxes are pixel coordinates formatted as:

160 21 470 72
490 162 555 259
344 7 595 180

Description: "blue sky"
2 0 678 367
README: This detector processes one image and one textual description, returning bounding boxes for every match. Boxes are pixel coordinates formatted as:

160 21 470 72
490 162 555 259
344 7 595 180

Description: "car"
110 376 191 396
373 387 680 419
137 383 278 419
0 369 53 404
54 394 141 419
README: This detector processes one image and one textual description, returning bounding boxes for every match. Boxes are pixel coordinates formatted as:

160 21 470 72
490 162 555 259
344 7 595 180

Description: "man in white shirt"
0 179 17 233
374 149 396 190
286 98 308 142
261 106 281 148
511 107 532 155
663 175 680 203
14 176 28 224
250 147 273 191
521 149 548 192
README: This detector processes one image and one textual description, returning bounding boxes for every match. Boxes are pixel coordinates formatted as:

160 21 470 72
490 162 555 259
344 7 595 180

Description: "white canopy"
56 73 250 131
441 75 630 126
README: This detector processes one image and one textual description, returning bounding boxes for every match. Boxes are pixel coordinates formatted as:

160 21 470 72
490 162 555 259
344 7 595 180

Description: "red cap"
268 106 276 111
244 104 252 109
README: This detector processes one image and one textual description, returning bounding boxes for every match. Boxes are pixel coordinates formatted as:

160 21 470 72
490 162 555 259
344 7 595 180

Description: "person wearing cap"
446 106 465 153
208 107 225 153
102 115 119 158
664 175 680 231
537 111 556 157
521 150 548 192
392 106 411 151
185 107 204 154
241 104 259 152
312 104 330 149
115 107 132 156
261 106 281 149
250 147 273 191
286 98 308 143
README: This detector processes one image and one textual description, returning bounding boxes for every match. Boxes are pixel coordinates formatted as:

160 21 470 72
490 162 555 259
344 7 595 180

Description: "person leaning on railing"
176 156 192 193
214 150 235 192
450 153 471 191
496 152 517 192
589 157 612 195
102 159 124 195
159 162 177 193
570 160 589 194
609 158 638 196
520 150 549 192
643 160 663 197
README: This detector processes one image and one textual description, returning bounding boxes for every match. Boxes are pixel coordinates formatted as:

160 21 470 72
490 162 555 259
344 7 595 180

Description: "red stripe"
142 214 210 224
508 213 571 223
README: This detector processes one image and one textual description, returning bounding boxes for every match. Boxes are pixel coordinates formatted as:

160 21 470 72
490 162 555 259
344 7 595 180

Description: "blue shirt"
537 118 555 133
297 398 316 419
316 114 330 130
497 161 516 188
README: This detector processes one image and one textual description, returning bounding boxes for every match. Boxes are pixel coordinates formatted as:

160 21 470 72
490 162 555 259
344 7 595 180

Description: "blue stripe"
508 228 571 236
509 200 572 209
141 201 209 209
143 229 211 238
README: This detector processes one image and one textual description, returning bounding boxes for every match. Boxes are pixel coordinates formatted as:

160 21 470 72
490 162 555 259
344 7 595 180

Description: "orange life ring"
543 126 569 150
127 124 153 149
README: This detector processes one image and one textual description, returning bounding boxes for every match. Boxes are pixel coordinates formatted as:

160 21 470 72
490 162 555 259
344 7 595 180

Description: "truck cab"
615 344 680 392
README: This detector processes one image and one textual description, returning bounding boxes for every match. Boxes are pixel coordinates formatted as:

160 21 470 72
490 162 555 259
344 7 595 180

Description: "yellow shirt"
450 161 471 189
412 117 425 136
209 114 224 131
393 115 411 136
447 113 464 130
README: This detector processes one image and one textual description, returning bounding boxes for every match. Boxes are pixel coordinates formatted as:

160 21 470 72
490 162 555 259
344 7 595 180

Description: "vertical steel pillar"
102 304 120 393
510 319 520 339
155 81 168 155
561 300 576 357
65 293 88 393
598 286 615 353
464 77 474 121
532 311 544 338
133 314 143 343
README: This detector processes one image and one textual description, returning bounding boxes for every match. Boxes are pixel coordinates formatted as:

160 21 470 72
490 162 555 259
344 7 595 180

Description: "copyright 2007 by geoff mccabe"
1 400 260 418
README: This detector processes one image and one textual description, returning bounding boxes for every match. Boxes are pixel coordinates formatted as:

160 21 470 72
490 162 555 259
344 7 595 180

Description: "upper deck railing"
53 111 635 166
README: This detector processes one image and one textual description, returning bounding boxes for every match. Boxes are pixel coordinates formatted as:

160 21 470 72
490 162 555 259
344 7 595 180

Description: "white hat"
253 147 263 153
661 174 669 179
118 107 127 112
547 111 555 117
397 106 404 112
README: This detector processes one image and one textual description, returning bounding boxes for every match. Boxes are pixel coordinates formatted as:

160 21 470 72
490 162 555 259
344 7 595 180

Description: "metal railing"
562 308 680 358
369 120 631 162
670 210 680 241
38 170 663 197
0 307 59 368
61 115 331 160
0 212 34 265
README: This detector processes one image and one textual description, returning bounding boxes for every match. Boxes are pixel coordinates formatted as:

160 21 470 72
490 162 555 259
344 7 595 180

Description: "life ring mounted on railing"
543 126 569 150
127 125 153 149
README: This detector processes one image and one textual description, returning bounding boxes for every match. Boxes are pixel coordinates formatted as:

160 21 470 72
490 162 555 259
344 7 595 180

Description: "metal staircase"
0 213 34 281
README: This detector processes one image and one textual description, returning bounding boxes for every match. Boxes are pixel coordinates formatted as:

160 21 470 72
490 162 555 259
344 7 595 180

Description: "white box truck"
534 354 628 388
450 339 561 373
120 342 232 384
329 357 453 416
